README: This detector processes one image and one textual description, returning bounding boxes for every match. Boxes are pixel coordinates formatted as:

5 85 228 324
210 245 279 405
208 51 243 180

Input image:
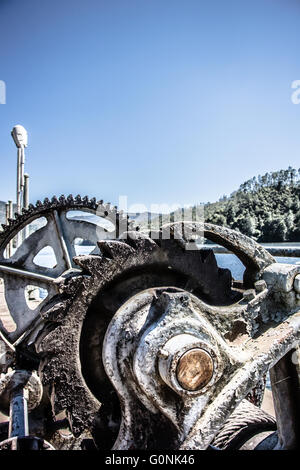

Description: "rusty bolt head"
254 280 267 293
176 348 214 391
124 330 132 341
243 289 256 301
178 295 190 307
294 274 300 294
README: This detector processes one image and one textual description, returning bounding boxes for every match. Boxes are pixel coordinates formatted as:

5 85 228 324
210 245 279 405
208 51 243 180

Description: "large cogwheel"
0 195 130 344
35 226 274 449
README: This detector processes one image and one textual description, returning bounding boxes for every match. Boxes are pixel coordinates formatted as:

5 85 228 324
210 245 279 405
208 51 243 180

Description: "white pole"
20 145 25 194
5 203 11 258
16 147 22 215
11 125 28 248
16 148 22 247
23 174 29 240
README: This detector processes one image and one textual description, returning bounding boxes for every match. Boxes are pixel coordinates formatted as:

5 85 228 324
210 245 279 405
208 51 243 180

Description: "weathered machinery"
0 195 299 450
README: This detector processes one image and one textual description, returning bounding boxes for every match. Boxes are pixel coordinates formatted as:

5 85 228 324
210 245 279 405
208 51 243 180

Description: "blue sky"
0 0 300 211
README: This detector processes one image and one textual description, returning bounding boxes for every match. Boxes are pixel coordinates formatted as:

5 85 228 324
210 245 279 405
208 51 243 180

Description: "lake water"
216 253 300 280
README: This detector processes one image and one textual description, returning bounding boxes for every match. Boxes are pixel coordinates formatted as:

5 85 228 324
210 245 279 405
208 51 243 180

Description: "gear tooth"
36 200 43 207
39 296 68 321
98 199 104 205
22 208 30 216
51 196 58 204
124 231 158 252
59 195 66 204
73 255 94 272
127 221 135 232
202 249 217 266
67 194 74 204
82 196 89 204
97 240 115 259
43 197 50 205
1 224 8 231
97 240 134 259
28 203 35 210
90 197 96 207
75 194 81 204
97 202 105 215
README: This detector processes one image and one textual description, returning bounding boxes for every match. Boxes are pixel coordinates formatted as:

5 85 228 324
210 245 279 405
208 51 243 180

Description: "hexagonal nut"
254 280 267 293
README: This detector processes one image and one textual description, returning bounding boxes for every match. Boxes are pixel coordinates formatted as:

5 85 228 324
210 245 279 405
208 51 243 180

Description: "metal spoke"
52 211 73 270
0 264 56 284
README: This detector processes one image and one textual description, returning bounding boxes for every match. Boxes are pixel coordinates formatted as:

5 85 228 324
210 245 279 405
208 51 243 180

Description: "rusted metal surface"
176 349 214 391
0 201 299 450
269 349 300 449
0 195 130 342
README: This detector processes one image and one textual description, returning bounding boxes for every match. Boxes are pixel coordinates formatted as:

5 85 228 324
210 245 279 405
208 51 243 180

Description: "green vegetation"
204 166 300 242
138 167 300 242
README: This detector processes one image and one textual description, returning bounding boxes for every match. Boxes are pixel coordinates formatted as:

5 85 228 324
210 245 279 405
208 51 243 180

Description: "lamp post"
11 125 29 245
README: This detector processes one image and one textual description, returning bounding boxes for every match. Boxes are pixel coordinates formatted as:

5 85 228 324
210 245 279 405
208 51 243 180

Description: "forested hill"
204 167 300 242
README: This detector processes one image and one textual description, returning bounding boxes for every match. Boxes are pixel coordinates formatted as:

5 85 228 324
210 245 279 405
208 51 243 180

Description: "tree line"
204 166 300 242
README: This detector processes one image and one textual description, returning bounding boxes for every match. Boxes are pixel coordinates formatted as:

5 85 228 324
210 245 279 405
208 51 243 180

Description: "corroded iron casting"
0 196 299 450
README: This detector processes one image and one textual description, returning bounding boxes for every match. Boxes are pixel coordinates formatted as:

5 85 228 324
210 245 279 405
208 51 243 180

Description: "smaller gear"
0 195 130 342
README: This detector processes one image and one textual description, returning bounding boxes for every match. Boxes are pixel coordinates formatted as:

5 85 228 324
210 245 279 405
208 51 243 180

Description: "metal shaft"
9 389 29 438
16 147 22 215
16 147 23 248
20 146 25 193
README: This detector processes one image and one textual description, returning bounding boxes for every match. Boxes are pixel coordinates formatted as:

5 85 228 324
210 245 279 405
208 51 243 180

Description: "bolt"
158 349 169 360
254 280 267 293
176 348 214 391
124 330 132 341
243 289 256 301
179 295 189 307
294 274 300 294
